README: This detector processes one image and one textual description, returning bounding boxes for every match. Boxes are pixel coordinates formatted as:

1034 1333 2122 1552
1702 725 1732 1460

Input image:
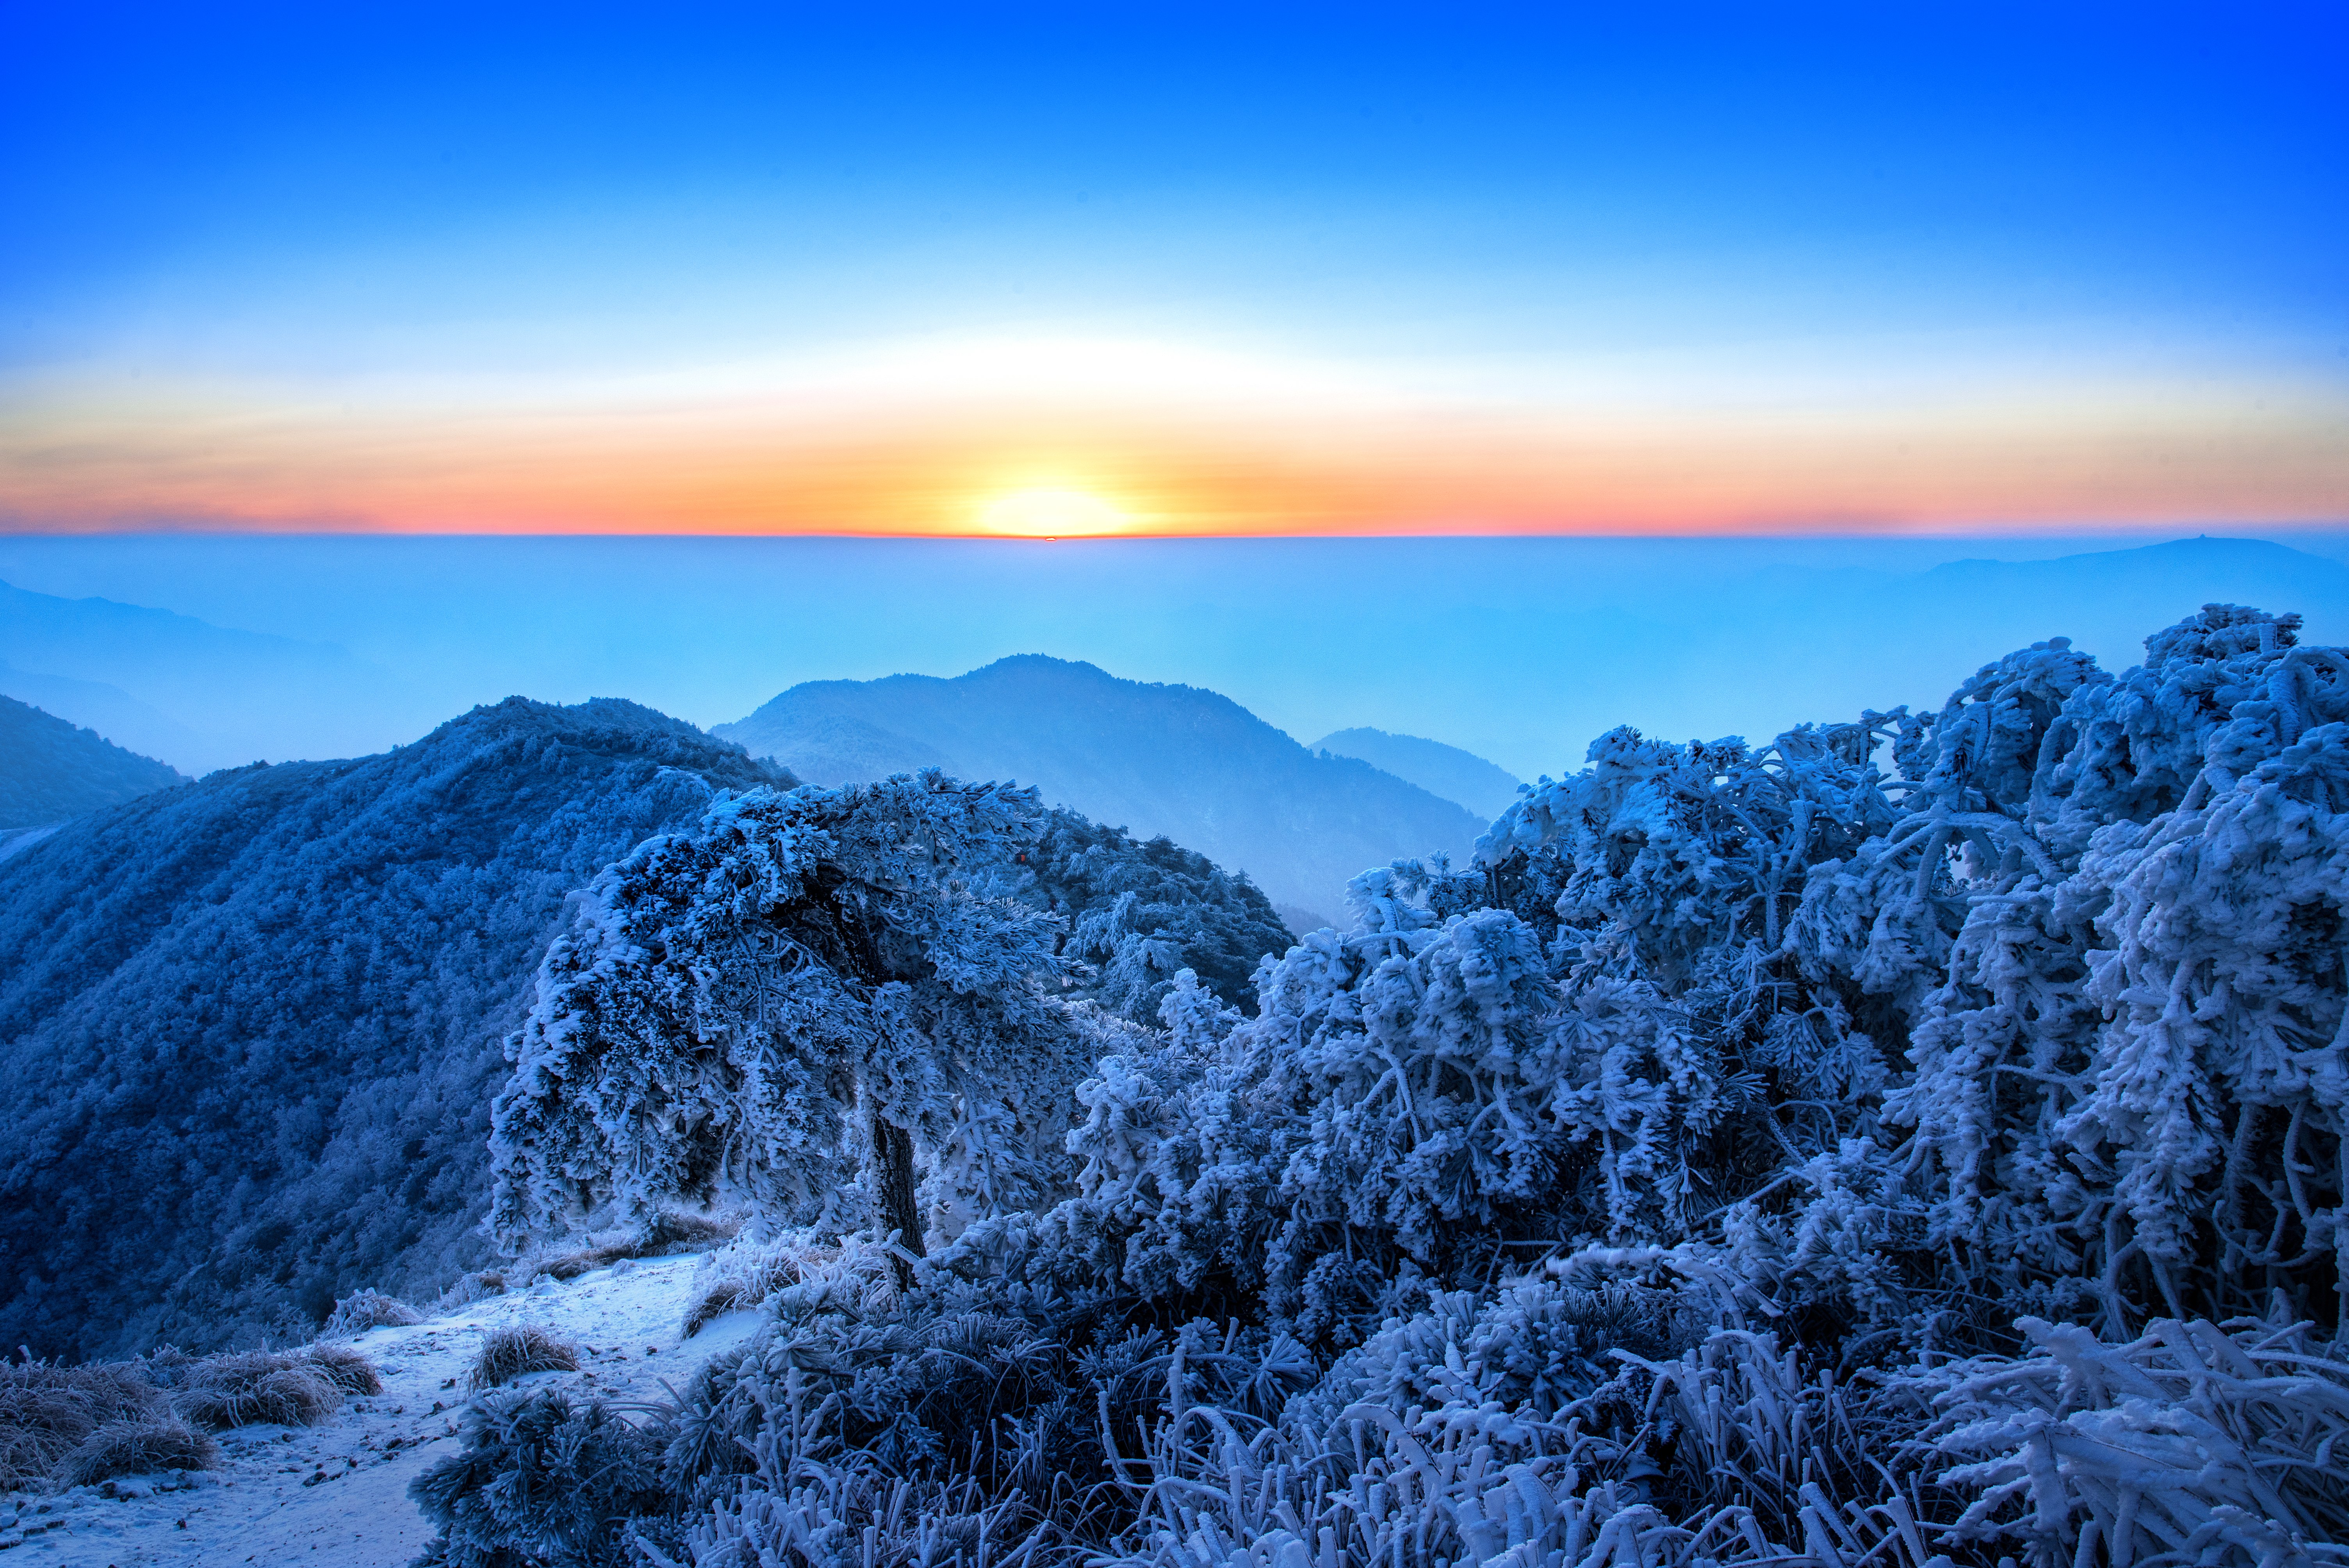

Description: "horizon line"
5 522 2347 544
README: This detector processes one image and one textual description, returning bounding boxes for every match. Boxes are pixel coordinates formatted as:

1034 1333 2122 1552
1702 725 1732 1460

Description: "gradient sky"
2 2 2345 536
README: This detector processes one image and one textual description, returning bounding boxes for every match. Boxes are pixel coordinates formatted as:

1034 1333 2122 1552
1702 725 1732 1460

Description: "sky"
2 2 2344 537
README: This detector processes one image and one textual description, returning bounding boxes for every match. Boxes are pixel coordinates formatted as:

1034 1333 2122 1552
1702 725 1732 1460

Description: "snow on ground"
0 1253 761 1567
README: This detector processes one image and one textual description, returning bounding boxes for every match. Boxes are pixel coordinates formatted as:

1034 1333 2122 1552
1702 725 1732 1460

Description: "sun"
975 486 1132 538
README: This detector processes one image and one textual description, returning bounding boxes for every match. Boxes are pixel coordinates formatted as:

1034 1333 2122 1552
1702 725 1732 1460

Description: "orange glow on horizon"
2 340 2344 537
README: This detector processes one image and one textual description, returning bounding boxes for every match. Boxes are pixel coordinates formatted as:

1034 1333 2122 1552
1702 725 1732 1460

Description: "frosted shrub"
1886 606 2349 1326
1288 1279 1692 1438
410 1391 670 1568
444 600 2349 1568
994 810 1295 1023
321 1286 422 1337
1916 1313 2349 1566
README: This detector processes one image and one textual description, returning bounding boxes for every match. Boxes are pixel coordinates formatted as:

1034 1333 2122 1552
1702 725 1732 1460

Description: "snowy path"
1 1254 763 1567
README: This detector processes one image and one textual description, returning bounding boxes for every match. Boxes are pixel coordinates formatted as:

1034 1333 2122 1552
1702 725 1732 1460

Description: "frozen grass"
1917 1313 2349 1563
645 1210 740 1250
682 1252 800 1337
57 1419 219 1487
468 1326 580 1391
1 1342 369 1490
677 1233 880 1339
429 1270 508 1313
321 1287 422 1337
301 1343 383 1396
532 1210 744 1283
0 1360 166 1492
168 1351 344 1430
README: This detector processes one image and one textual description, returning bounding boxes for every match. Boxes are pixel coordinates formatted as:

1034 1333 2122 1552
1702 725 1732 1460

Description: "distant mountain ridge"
0 578 407 773
0 694 188 831
1311 727 1523 820
715 654 1485 920
1919 535 2347 600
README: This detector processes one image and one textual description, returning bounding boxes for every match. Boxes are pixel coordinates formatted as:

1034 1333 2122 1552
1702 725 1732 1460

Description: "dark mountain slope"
0 698 788 1359
715 655 1485 918
0 665 205 774
1310 727 1522 820
0 694 189 830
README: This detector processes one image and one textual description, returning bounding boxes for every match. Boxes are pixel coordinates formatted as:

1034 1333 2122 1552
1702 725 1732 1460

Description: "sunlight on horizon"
974 486 1135 538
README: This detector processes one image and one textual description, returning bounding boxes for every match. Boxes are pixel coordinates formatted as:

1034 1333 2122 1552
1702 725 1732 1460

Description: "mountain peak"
715 659 1480 912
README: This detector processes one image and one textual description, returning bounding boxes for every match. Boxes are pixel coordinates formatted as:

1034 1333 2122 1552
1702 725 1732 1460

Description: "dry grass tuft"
681 1281 750 1338
683 1251 801 1338
300 1344 382 1396
168 1352 341 1430
321 1288 422 1337
469 1326 580 1391
1 1342 376 1491
58 1420 219 1487
0 1361 166 1492
531 1210 744 1283
646 1210 739 1249
536 1244 633 1282
431 1271 506 1312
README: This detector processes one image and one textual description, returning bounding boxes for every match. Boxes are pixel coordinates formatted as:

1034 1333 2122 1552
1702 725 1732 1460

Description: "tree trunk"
873 1118 925 1289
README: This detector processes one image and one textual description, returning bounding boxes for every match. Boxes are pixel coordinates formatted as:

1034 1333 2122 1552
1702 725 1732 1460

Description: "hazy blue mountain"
0 697 790 1359
715 655 1485 917
7 533 2342 788
0 695 189 830
1311 727 1523 820
761 710 956 786
1915 535 2349 612
0 662 205 769
0 579 420 774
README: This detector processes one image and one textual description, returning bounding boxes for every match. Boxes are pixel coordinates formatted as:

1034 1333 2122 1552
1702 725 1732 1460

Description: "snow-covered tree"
1888 608 2349 1327
488 772 1094 1277
975 810 1296 1022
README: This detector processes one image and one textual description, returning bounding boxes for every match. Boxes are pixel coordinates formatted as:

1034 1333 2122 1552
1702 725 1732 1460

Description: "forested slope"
716 654 1483 920
0 693 187 830
0 698 788 1359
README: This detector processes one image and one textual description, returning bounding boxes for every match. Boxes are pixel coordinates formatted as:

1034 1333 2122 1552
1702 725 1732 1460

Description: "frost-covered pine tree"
487 772 1094 1278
